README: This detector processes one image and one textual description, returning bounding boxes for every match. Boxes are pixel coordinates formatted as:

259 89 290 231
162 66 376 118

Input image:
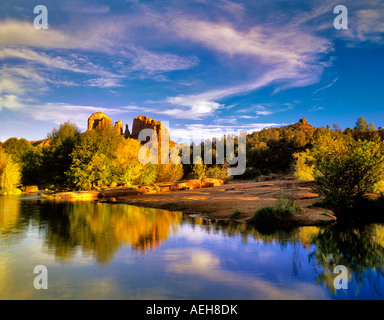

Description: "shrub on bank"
156 163 184 183
251 191 301 224
206 164 229 180
229 210 246 219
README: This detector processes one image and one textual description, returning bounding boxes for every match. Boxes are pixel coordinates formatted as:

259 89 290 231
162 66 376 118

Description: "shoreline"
38 179 337 227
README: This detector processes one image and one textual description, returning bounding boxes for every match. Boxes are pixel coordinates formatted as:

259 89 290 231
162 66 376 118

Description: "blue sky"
1 0 384 142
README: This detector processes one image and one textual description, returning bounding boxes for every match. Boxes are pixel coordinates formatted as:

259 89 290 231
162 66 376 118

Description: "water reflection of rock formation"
40 202 182 265
1 199 181 265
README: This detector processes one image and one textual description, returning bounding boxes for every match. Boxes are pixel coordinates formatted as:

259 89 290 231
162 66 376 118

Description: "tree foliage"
0 147 21 190
245 120 315 174
2 137 33 163
68 127 123 189
307 128 384 214
42 122 81 188
192 157 206 180
312 134 384 198
67 127 161 189
156 163 184 183
292 150 315 181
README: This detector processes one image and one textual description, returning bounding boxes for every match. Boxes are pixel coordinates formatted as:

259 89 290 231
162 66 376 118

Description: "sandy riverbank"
41 178 337 226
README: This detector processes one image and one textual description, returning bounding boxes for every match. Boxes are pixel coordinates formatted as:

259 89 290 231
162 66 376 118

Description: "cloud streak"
169 122 281 142
156 10 332 119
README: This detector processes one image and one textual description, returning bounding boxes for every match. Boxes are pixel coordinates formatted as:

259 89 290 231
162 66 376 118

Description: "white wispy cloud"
0 20 93 50
158 11 332 119
129 47 199 73
29 103 126 128
346 7 384 44
0 11 203 103
169 122 281 142
61 2 111 14
215 0 246 19
0 97 130 129
309 105 325 112
0 48 118 78
0 66 47 96
82 78 124 88
172 18 330 68
314 77 339 94
165 96 223 120
234 103 294 117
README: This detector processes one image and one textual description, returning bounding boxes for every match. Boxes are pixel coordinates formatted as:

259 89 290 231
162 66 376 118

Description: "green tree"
2 137 44 186
2 137 32 163
68 127 122 189
355 116 369 132
353 117 380 142
21 149 43 185
311 131 384 211
43 122 81 188
47 121 80 149
68 127 160 189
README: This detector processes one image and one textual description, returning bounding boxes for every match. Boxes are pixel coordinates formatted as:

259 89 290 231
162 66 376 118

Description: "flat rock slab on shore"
111 180 336 226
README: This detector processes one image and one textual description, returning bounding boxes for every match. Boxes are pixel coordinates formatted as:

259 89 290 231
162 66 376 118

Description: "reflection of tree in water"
309 224 384 296
190 218 384 297
187 217 319 248
0 196 21 236
0 196 30 246
35 201 182 265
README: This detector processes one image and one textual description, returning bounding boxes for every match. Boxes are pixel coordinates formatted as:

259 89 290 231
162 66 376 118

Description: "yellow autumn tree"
292 150 315 181
112 138 157 186
0 147 21 191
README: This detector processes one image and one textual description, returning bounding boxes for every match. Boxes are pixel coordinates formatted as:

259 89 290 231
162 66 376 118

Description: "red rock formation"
124 124 130 138
87 112 112 131
289 118 316 133
114 120 123 135
131 116 170 143
85 113 171 147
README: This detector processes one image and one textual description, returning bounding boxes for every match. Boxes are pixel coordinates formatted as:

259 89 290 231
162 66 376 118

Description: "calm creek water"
1 195 384 300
